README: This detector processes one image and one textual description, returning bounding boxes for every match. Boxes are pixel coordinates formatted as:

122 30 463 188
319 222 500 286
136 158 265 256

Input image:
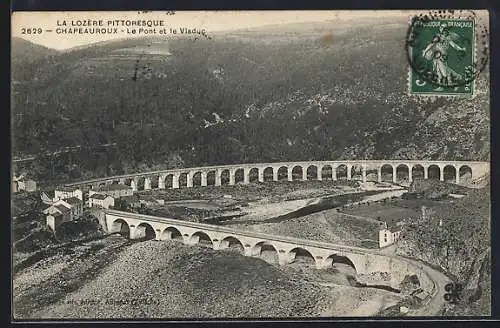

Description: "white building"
12 175 37 193
89 183 133 199
89 193 115 209
378 222 403 248
54 186 83 202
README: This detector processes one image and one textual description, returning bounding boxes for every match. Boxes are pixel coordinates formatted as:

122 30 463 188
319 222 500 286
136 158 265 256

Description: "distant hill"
10 21 490 181
11 37 59 67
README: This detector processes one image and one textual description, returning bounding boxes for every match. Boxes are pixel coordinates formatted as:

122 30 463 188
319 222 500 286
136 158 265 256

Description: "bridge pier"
302 169 307 181
317 166 322 181
377 167 382 182
287 169 293 182
172 174 180 189
201 172 208 186
439 165 445 181
243 168 250 184
158 176 165 189
130 179 138 192
347 165 352 180
455 165 460 184
279 251 296 266
258 169 264 183
215 170 222 186
186 172 193 188
332 166 337 181
229 170 236 185
362 166 367 183
424 166 428 179
273 169 279 182
144 177 151 190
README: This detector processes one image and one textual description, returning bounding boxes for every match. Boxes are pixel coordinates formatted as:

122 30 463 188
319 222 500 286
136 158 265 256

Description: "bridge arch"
459 165 472 184
192 171 202 187
306 165 318 180
411 164 425 181
321 165 333 180
263 167 274 182
336 164 348 180
138 177 148 190
443 165 457 183
380 164 394 182
234 168 245 184
220 169 230 185
323 254 357 274
428 165 441 180
219 236 244 254
292 166 303 181
277 166 288 181
134 222 156 240
248 168 259 183
251 241 279 264
350 165 363 181
289 247 316 267
160 226 184 242
150 175 159 189
164 174 174 189
396 164 410 183
189 231 213 247
206 170 216 186
110 218 130 238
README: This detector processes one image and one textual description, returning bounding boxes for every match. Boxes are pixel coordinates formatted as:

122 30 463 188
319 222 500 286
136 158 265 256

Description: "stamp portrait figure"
422 23 467 90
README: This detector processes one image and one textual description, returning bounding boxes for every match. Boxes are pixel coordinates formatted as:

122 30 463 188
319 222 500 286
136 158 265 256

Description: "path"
400 256 451 316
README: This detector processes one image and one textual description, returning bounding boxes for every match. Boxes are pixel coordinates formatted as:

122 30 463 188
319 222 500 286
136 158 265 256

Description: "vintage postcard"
11 10 491 320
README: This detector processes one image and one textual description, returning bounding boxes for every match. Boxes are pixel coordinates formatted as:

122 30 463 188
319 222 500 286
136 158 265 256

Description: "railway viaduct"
67 160 489 192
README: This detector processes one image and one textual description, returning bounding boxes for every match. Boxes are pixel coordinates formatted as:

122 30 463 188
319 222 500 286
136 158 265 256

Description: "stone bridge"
67 160 489 192
104 209 437 292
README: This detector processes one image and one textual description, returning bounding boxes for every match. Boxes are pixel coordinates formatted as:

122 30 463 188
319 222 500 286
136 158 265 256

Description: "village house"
64 197 84 218
378 221 403 248
54 186 83 201
89 183 133 199
12 175 37 193
88 193 115 209
45 208 70 232
42 197 83 232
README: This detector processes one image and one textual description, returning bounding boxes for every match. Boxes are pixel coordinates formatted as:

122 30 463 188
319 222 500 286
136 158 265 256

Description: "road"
401 256 451 316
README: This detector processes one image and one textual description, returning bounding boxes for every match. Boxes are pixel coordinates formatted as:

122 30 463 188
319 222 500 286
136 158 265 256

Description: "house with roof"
54 186 83 202
43 201 72 232
12 174 37 193
378 221 403 248
88 193 115 209
90 183 133 199
43 197 84 231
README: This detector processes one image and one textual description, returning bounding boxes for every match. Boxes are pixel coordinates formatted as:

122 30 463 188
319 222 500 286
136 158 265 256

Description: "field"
338 197 454 226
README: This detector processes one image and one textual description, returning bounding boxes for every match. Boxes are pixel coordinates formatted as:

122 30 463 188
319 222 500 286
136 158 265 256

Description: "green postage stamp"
407 16 479 96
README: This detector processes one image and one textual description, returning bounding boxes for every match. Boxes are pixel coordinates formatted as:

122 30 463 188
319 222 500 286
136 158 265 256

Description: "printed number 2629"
21 28 43 34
